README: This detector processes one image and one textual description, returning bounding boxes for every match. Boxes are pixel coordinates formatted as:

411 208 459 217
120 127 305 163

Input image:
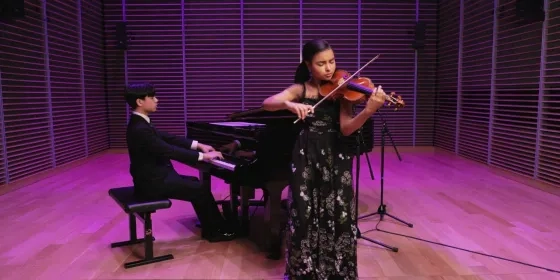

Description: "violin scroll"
383 90 405 111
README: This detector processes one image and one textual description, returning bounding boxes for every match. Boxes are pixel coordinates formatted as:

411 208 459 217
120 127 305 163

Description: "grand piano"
186 107 373 259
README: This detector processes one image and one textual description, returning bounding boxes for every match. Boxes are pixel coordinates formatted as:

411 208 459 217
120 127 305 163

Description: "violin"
319 68 405 110
293 54 405 124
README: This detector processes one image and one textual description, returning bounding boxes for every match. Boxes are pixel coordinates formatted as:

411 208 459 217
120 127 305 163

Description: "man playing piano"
124 82 235 243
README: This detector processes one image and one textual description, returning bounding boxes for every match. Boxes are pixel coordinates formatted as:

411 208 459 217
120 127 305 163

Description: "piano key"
210 159 235 171
209 121 265 127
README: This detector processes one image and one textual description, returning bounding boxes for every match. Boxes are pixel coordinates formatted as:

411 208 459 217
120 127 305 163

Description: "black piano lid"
228 107 294 121
227 106 374 155
187 106 374 156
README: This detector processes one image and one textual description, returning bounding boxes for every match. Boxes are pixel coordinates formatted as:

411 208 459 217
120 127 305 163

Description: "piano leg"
239 186 252 236
227 183 240 231
262 180 288 260
194 170 213 229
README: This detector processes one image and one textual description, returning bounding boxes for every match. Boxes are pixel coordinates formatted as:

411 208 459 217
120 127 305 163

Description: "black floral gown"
285 85 358 280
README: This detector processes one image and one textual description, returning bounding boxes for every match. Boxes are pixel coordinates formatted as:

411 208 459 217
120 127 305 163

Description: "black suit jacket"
126 114 200 188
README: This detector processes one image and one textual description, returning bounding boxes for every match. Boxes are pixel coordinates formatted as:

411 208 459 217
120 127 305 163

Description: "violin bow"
293 54 381 124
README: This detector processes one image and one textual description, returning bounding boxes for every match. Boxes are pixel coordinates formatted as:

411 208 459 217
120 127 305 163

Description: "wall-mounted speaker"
412 21 426 50
116 21 128 50
0 0 25 19
516 0 545 23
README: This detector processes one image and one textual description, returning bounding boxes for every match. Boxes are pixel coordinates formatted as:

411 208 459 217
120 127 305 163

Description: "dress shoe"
202 228 236 243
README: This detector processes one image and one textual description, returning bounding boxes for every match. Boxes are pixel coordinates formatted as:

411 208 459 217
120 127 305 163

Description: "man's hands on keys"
202 151 224 161
220 141 238 154
197 143 216 153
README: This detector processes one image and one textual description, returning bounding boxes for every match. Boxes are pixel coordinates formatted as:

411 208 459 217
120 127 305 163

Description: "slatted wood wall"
540 0 560 185
2 0 556 187
434 0 460 152
0 0 109 186
435 0 559 186
102 0 127 148
103 0 438 148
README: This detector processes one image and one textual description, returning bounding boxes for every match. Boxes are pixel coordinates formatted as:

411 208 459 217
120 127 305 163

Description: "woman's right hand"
285 101 314 120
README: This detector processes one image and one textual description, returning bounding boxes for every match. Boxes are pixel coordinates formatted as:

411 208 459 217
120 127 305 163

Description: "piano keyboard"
209 153 247 171
210 158 236 171
209 121 265 127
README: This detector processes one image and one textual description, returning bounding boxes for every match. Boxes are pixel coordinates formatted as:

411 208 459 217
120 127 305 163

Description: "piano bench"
108 187 174 269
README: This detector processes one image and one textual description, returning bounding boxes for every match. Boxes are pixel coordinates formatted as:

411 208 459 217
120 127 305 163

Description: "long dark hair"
293 39 331 84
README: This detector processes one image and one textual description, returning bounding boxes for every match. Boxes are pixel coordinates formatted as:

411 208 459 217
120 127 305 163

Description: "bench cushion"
109 187 172 213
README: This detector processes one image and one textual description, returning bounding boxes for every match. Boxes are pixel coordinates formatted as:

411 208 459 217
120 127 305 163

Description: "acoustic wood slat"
82 0 110 156
243 0 300 111
539 0 560 185
0 69 5 185
103 0 127 148
125 0 185 136
457 0 494 164
490 0 543 178
47 0 87 167
434 0 460 152
360 1 416 147
0 0 54 182
545 0 560 91
184 1 242 122
416 1 438 146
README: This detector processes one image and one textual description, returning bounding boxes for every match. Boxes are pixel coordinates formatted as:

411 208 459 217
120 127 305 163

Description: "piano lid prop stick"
293 54 381 124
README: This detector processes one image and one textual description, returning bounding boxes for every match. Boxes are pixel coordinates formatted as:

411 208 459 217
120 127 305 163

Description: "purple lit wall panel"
82 0 110 156
102 0 438 148
457 0 494 164
183 1 243 124
434 0 559 186
0 0 109 185
416 1 438 146
47 0 87 166
539 0 560 185
125 0 187 136
243 0 301 110
103 0 127 149
0 0 54 183
434 0 460 153
0 0 557 188
359 1 417 146
0 63 6 184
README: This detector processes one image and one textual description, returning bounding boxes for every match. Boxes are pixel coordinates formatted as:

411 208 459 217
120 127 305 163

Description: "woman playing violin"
262 39 389 280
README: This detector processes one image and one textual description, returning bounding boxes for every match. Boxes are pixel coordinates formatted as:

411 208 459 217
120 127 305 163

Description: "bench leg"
111 214 148 247
111 212 174 268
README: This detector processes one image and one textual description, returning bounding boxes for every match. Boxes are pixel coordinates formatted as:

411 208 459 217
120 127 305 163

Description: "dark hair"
294 39 332 84
124 82 156 108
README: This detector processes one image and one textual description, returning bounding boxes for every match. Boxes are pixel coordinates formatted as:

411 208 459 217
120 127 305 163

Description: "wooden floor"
1 147 559 280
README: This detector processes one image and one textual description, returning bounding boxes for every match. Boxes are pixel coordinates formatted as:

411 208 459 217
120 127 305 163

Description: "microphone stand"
354 125 398 252
359 110 413 230
379 110 402 161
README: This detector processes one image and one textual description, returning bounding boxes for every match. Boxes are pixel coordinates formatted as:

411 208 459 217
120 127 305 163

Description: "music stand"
353 122 398 252
359 111 413 229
